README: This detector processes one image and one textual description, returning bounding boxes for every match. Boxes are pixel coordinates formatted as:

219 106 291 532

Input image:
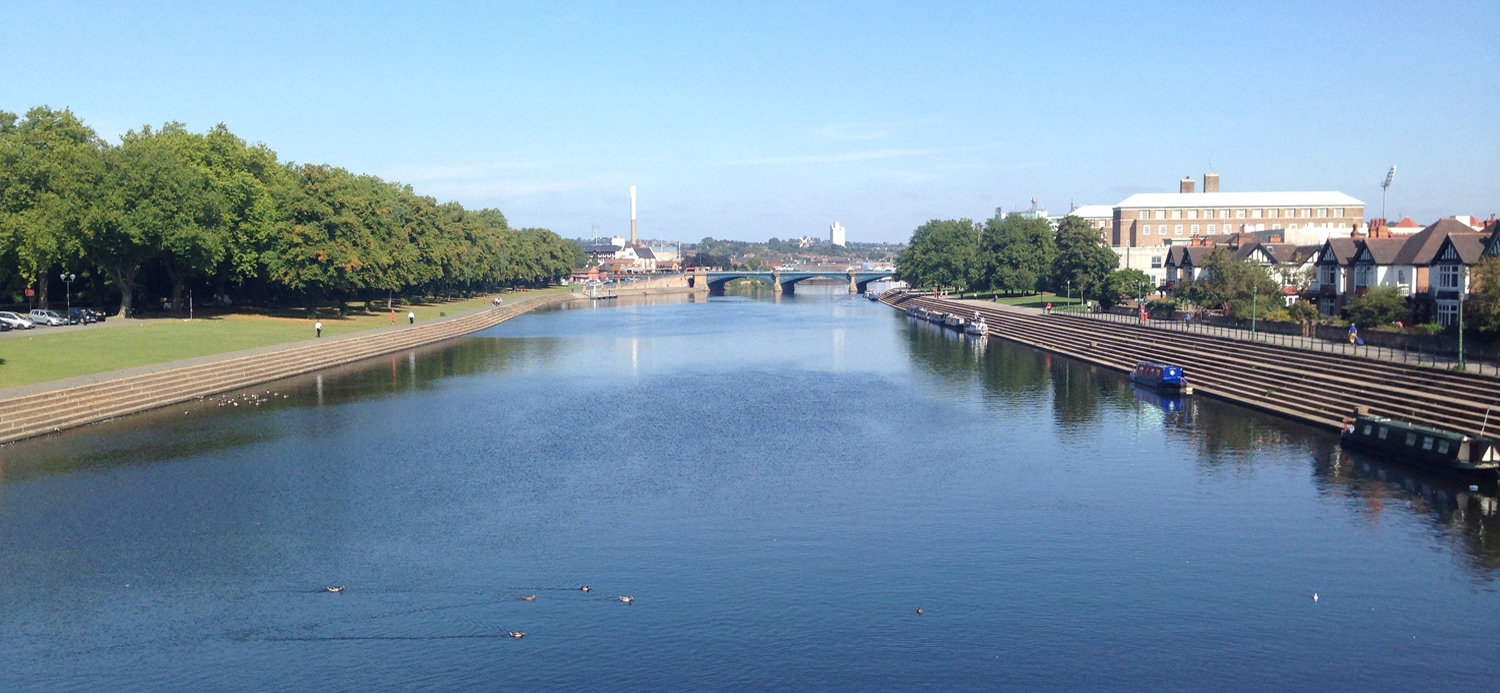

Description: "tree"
0 106 103 307
1344 286 1409 327
895 218 979 291
977 214 1054 295
1180 249 1280 318
1051 215 1117 298
1104 268 1154 307
1467 256 1500 337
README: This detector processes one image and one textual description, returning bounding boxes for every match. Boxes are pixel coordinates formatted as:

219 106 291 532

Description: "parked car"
29 309 69 326
0 319 10 332
0 311 36 329
67 307 96 324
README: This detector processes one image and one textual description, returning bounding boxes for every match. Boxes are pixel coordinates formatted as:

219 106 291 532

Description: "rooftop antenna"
1381 165 1397 221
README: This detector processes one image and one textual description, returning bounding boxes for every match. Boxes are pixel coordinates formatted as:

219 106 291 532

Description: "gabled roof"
1258 242 1317 264
1431 234 1487 264
634 246 657 259
1391 216 1423 229
1166 245 1218 267
1358 237 1408 265
1393 218 1484 265
1317 237 1361 265
1115 191 1364 209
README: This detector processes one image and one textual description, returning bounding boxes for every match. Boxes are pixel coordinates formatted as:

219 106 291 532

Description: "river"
1 285 1497 691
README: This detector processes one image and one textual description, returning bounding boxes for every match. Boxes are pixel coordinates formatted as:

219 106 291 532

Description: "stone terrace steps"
0 293 581 444
887 294 1500 439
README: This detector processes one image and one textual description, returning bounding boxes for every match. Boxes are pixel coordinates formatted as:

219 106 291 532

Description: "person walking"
315 320 322 338
408 311 415 325
1347 323 1358 344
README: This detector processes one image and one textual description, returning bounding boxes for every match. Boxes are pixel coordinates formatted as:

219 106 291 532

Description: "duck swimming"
508 631 525 638
618 595 634 604
325 585 345 593
579 585 591 592
521 595 536 601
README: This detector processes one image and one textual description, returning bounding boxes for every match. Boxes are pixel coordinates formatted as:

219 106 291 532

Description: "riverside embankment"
885 292 1500 439
0 282 699 445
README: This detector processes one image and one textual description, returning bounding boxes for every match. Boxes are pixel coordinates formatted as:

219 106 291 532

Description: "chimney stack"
1180 177 1195 194
1203 173 1220 193
629 185 637 246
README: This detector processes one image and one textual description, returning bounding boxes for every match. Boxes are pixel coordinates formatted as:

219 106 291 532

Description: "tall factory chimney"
629 186 637 246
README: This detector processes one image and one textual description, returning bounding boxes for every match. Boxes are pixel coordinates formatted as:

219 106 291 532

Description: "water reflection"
1316 447 1500 572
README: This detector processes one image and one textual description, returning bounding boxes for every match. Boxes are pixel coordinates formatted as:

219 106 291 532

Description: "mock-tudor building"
1311 217 1493 324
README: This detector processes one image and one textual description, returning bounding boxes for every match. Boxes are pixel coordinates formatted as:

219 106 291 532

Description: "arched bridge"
689 269 898 294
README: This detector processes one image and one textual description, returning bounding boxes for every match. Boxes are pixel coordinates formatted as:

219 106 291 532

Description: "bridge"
689 268 898 294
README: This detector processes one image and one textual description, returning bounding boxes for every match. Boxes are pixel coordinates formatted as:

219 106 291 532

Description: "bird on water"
325 585 345 593
508 631 526 638
618 595 634 604
915 607 923 615
521 595 536 601
580 585 591 592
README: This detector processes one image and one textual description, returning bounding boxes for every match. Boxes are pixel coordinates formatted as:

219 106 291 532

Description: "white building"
830 221 847 247
1110 174 1365 248
1064 204 1115 240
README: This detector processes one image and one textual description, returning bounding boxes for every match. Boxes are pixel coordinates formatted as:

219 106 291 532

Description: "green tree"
0 106 103 307
895 218 979 291
1466 256 1500 337
1104 268 1155 307
1051 215 1117 298
1180 249 1280 318
1343 285 1410 328
978 214 1054 295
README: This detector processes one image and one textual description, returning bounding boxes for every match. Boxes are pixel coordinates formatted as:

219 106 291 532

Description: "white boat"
965 318 988 335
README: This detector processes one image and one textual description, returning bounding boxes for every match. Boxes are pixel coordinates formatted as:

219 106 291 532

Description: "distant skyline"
2 0 1496 243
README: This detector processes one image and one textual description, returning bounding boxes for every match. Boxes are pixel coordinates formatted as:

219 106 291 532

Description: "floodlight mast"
1380 165 1396 221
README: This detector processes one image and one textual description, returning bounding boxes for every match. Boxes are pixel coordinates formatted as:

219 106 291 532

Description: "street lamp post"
1458 267 1466 371
1251 286 1258 340
60 272 75 323
1066 280 1072 313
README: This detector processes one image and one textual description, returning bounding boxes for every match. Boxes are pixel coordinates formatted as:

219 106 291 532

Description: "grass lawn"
0 290 564 390
988 293 1082 309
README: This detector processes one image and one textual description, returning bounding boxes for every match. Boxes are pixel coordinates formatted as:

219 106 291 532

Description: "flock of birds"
197 389 292 410
320 583 636 639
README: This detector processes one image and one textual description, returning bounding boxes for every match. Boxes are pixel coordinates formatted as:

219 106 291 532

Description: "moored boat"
943 314 964 330
1341 407 1500 478
965 317 988 336
927 311 947 324
1129 361 1192 394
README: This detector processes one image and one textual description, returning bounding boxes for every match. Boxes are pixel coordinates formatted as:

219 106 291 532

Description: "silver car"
0 311 36 329
28 309 68 326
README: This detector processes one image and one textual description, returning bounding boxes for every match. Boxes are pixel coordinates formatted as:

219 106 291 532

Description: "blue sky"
2 0 1496 243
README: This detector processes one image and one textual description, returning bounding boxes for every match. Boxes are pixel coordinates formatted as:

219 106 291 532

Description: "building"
1310 217 1491 324
830 221 846 247
1066 204 1115 240
1111 174 1365 248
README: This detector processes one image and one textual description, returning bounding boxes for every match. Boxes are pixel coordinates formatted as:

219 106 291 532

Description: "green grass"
0 290 565 390
987 293 1082 309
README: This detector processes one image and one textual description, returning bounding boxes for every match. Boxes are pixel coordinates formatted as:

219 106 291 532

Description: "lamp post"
1458 266 1466 371
60 272 75 322
1066 280 1072 313
1251 286 1258 340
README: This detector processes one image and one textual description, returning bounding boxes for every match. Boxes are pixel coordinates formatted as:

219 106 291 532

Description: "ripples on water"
1 286 1497 691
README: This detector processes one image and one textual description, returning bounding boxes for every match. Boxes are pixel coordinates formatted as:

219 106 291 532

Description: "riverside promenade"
0 280 699 445
885 292 1500 440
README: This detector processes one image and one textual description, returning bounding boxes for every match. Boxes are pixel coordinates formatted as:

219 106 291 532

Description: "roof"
1067 204 1114 219
1318 238 1361 265
1393 218 1483 265
634 246 656 259
1391 216 1423 229
1115 191 1365 209
584 244 622 254
1358 237 1408 265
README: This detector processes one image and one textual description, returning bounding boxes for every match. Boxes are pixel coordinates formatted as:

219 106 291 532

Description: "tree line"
896 214 1152 306
0 106 585 316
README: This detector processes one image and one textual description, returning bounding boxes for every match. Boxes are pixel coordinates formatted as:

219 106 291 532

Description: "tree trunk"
165 258 187 313
108 263 140 318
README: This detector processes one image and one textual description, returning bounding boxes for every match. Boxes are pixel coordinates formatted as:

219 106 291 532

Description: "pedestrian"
1045 301 1052 315
390 308 395 324
315 320 322 338
1347 324 1358 344
408 311 415 325
1184 312 1192 329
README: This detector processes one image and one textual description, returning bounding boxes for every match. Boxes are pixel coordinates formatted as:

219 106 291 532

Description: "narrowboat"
866 289 879 301
927 311 947 324
1340 407 1500 478
1129 361 1192 394
965 317 988 336
943 313 965 330
908 305 928 320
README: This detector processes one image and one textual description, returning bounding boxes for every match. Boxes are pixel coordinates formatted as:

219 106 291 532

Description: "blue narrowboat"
1129 361 1193 394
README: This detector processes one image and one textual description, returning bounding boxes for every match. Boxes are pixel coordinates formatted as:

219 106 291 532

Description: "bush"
1261 308 1291 322
1412 322 1444 335
1146 298 1179 318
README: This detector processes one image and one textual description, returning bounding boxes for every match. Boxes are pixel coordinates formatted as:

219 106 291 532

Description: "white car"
28 309 68 326
0 311 36 329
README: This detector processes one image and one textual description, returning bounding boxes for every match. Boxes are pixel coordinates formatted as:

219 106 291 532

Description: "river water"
2 286 1497 691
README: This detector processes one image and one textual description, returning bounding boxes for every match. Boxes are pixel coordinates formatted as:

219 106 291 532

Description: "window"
1151 256 1163 269
1220 210 1230 219
1187 209 1198 219
1207 224 1216 232
1398 269 1407 284
1251 208 1262 219
1156 210 1166 220
1318 208 1328 217
1437 264 1460 290
1377 426 1388 440
1354 266 1370 287
1269 208 1280 218
1438 439 1451 455
1422 436 1434 451
1191 224 1200 233
1320 265 1338 287
1301 208 1312 218
1438 301 1459 326
1142 225 1151 234
1335 208 1344 217
1236 209 1246 218
1362 424 1372 435
1174 225 1184 236
1405 432 1417 446
1289 223 1298 229
1171 210 1181 219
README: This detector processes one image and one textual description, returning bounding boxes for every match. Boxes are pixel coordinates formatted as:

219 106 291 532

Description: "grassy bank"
0 290 564 389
